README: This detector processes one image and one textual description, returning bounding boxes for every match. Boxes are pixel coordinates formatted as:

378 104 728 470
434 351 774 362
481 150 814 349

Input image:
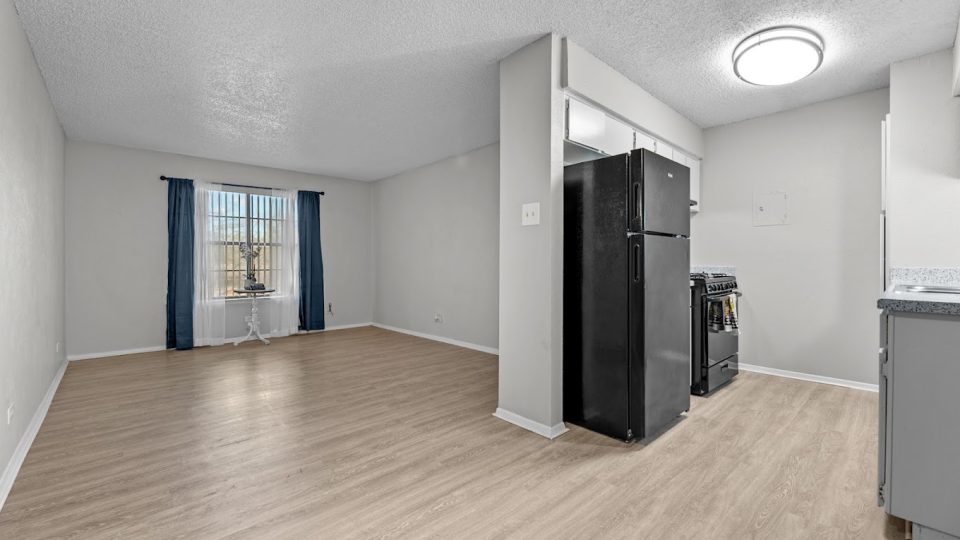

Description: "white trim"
67 324 376 361
371 323 499 355
225 324 370 344
298 322 373 334
229 323 375 342
1 360 68 512
493 408 568 439
739 363 878 392
68 345 166 361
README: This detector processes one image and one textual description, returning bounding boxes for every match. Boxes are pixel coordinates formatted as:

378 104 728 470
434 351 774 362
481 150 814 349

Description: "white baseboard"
494 408 568 439
228 323 375 343
371 323 499 355
739 362 878 393
68 345 166 361
299 322 374 333
68 324 375 360
1 360 68 512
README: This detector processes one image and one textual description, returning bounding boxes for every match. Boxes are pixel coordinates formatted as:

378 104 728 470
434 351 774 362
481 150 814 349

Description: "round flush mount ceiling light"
733 26 824 86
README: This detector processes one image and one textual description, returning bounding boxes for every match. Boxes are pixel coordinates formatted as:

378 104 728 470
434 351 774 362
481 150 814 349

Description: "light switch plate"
521 202 540 226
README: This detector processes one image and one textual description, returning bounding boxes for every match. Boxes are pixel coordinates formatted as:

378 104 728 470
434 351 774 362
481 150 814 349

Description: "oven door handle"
702 292 743 299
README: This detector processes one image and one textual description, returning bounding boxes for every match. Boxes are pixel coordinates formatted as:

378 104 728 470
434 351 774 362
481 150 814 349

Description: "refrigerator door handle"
633 182 641 222
633 243 641 282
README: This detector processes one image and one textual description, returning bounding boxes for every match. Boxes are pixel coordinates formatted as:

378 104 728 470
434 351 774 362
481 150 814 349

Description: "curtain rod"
159 175 324 196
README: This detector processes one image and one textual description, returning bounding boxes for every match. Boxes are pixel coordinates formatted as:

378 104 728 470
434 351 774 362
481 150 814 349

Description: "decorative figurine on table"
234 242 274 346
239 242 265 290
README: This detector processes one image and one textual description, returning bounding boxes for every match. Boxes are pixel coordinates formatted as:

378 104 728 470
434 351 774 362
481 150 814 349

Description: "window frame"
205 188 289 299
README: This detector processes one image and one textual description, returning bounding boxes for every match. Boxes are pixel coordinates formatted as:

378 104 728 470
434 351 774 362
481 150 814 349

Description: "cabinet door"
655 139 673 159
567 98 633 156
567 98 607 152
603 115 634 156
634 131 657 153
889 313 960 536
879 312 891 509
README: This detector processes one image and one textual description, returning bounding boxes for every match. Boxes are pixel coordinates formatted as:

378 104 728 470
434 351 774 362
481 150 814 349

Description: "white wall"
692 89 888 385
888 49 960 267
496 34 566 437
372 144 499 350
0 0 65 500
953 21 960 97
64 141 374 357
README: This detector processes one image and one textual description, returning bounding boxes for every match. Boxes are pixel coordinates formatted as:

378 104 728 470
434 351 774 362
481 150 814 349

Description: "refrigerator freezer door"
631 149 690 237
630 233 691 439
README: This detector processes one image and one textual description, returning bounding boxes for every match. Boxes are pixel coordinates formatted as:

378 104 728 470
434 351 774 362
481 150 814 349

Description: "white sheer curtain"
193 182 227 346
259 188 300 337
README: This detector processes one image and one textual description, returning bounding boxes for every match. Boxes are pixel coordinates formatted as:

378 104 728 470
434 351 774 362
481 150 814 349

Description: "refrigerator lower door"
630 233 691 439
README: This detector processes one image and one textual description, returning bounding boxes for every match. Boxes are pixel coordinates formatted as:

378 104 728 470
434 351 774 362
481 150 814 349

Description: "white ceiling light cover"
733 27 824 86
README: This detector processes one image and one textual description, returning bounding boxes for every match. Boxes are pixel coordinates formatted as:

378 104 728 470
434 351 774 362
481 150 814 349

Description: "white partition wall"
495 34 567 438
496 35 707 438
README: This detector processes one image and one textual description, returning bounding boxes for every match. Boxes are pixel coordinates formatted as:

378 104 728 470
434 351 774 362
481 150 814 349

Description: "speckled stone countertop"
879 267 960 315
878 288 960 315
889 267 960 287
691 265 736 276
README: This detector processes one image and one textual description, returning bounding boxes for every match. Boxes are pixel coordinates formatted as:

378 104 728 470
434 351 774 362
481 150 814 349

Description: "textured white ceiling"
13 0 960 181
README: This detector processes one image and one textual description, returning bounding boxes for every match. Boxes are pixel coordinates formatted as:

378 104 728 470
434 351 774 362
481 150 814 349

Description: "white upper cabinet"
566 98 633 156
567 98 606 151
634 130 657 153
655 139 674 159
567 96 701 213
603 116 634 156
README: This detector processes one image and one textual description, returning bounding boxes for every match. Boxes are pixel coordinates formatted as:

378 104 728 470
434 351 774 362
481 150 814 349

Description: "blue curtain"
166 178 195 350
297 191 325 330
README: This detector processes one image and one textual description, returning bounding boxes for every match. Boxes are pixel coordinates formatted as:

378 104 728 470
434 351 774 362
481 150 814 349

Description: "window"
206 189 290 298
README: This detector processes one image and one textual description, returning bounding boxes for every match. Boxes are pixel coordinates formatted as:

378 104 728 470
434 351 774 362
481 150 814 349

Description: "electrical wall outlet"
327 302 334 315
434 312 444 323
56 341 61 353
6 403 14 425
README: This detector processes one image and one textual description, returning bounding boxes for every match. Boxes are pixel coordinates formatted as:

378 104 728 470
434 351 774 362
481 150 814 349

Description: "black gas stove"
690 273 740 395
691 273 739 295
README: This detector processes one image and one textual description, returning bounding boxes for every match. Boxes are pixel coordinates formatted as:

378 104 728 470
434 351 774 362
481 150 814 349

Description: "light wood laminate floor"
0 326 902 539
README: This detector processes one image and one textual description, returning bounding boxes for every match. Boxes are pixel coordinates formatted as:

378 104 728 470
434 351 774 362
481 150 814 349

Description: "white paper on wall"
752 191 789 226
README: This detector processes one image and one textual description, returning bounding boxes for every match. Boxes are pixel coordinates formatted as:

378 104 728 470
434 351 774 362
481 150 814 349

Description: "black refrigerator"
563 149 691 442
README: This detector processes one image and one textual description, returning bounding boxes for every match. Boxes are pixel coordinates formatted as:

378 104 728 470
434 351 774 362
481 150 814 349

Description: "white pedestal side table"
233 288 276 346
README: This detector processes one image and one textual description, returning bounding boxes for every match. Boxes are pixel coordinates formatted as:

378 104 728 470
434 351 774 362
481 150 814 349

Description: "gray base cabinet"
880 311 960 539
915 523 960 540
